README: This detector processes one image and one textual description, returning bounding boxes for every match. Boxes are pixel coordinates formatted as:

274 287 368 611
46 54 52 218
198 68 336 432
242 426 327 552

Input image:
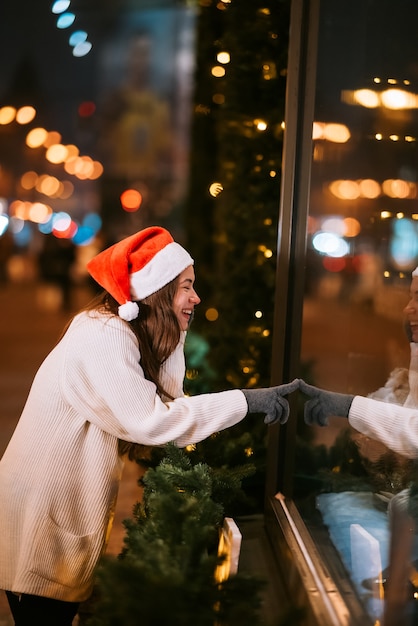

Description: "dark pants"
5 591 79 626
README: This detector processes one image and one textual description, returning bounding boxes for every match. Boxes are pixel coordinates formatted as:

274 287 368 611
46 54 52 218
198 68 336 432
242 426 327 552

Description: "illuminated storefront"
267 1 418 624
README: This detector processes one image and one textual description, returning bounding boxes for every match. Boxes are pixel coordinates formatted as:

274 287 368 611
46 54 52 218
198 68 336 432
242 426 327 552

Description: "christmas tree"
183 0 291 511
84 444 268 626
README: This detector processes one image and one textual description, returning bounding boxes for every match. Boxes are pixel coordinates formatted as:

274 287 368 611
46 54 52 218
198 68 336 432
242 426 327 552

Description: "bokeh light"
120 189 142 212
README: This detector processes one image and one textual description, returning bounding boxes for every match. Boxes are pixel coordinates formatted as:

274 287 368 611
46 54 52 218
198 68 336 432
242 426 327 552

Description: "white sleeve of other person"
349 395 418 459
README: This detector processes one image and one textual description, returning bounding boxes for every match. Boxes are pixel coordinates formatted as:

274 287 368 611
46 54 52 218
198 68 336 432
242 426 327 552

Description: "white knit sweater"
0 311 247 602
349 343 418 459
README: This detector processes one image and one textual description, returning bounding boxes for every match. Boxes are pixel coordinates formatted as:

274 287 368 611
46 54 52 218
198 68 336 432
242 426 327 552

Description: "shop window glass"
295 1 418 621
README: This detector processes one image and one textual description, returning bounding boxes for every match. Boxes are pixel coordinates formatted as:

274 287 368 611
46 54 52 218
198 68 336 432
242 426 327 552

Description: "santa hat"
413 267 418 277
87 226 194 321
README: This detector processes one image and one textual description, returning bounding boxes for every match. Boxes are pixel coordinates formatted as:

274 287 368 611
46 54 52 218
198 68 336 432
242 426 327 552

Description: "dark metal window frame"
263 2 372 623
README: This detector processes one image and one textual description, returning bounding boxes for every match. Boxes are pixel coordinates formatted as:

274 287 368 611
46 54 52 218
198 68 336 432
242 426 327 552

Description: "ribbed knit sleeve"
349 395 418 458
59 312 248 447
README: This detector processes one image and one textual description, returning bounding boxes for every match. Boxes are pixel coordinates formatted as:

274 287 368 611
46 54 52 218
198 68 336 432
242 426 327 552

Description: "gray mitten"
242 379 299 425
299 379 354 426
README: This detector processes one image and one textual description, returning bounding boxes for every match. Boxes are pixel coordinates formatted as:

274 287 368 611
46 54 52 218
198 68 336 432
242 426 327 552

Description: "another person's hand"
242 379 299 425
299 379 354 426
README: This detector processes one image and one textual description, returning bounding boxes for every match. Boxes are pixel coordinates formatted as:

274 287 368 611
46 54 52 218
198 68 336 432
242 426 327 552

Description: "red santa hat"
87 226 194 321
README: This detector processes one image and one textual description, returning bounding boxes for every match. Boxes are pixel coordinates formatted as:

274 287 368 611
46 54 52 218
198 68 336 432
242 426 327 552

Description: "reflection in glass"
297 1 418 622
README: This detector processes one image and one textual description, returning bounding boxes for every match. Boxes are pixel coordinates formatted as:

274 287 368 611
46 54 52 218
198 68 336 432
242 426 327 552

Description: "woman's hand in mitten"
242 379 299 425
299 379 354 426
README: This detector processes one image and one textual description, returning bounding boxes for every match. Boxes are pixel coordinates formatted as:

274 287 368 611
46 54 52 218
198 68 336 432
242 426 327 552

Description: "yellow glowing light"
211 65 225 78
312 121 325 139
37 175 60 197
120 189 142 212
59 181 74 199
375 133 383 140
323 123 350 143
46 144 69 164
244 447 253 457
212 93 225 104
262 62 277 80
44 131 62 147
405 135 416 142
90 161 104 180
328 180 360 200
255 310 263 319
396 212 405 219
16 106 36 125
217 51 230 64
209 182 223 197
381 88 418 110
205 307 219 322
269 170 276 178
20 171 38 190
64 144 80 160
353 89 380 108
264 249 273 258
28 202 52 224
255 119 267 131
262 329 270 337
382 179 411 198
381 211 392 219
343 217 361 237
0 106 16 124
389 134 400 141
26 127 48 148
358 179 381 199
10 201 31 220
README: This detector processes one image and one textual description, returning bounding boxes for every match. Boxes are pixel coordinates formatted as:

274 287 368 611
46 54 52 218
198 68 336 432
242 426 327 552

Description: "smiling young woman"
0 225 298 626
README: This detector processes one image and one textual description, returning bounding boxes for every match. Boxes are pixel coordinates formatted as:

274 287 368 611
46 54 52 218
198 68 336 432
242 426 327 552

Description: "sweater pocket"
29 515 104 589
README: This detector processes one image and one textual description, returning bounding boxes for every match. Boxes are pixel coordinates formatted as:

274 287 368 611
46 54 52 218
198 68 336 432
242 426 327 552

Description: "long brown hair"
82 277 182 459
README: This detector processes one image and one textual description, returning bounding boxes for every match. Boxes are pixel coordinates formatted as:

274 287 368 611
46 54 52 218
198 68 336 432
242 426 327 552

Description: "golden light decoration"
212 93 225 104
211 65 225 78
344 87 418 110
254 119 267 131
16 106 36 125
209 182 223 197
358 179 381 199
46 144 69 164
36 175 60 197
328 179 360 200
28 202 52 224
0 107 16 124
343 217 361 237
313 121 350 143
26 127 48 148
20 171 38 190
217 51 230 64
120 189 142 212
205 307 219 321
44 131 62 147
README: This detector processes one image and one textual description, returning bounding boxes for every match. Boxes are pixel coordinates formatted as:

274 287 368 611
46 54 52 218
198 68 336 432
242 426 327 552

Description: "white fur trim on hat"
118 301 140 321
412 267 418 277
130 241 194 300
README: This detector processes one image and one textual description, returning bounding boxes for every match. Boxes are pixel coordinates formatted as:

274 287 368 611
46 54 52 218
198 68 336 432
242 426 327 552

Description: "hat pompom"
118 301 140 321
